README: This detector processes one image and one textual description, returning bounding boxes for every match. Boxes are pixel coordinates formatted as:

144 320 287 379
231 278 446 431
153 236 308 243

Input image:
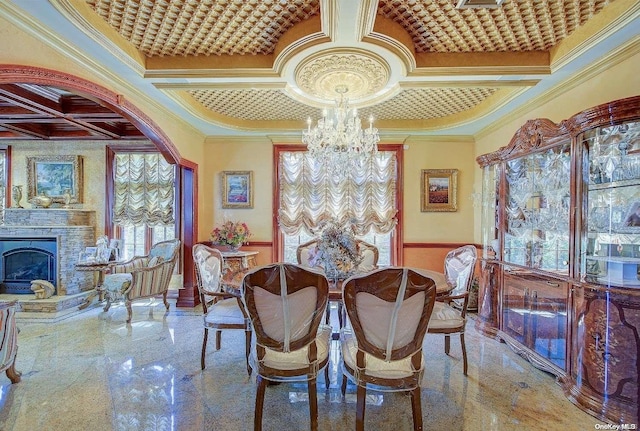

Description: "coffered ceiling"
2 0 639 140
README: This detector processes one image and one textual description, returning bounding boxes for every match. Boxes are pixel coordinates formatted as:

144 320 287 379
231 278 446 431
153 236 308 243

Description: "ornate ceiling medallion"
295 50 390 102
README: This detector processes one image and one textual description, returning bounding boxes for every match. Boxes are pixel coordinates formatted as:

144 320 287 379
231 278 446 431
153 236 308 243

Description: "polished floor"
0 299 605 431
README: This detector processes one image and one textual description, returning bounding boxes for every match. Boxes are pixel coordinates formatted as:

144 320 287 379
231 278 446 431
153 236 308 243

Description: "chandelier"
302 86 379 170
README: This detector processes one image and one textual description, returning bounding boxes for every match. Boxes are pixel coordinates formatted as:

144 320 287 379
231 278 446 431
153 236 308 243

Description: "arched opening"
0 65 198 307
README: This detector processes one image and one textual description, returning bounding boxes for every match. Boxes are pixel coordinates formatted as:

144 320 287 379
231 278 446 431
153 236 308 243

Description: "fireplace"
0 237 58 294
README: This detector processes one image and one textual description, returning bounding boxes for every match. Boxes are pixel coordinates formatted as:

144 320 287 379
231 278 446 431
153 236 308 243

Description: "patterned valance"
278 151 397 235
113 153 175 226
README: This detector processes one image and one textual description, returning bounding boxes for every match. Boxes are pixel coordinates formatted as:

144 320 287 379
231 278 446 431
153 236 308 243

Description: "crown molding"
475 37 640 141
399 80 540 88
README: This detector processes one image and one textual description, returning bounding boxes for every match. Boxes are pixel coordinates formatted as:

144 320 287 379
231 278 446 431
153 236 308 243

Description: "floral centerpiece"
308 219 363 280
211 220 251 252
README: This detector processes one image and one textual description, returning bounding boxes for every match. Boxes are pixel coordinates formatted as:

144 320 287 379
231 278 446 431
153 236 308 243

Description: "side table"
75 261 116 309
219 250 259 292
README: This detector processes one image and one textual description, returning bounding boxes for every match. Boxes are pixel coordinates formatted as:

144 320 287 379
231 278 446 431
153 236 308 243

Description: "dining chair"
192 244 252 374
427 245 478 375
241 263 330 431
340 267 437 431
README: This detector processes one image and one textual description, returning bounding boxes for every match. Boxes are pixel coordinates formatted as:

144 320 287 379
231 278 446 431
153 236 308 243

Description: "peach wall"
402 137 476 243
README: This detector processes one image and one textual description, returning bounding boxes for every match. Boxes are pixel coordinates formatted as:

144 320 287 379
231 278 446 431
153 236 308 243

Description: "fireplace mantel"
1 208 96 295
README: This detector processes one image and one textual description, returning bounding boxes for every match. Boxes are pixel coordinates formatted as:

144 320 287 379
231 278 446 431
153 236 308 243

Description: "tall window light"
112 152 176 259
278 149 398 265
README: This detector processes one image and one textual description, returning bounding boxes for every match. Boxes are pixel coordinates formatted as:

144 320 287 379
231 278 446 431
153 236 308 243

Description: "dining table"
326 268 451 335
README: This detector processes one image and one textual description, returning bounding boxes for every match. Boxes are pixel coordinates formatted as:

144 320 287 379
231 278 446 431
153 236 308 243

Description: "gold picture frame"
27 155 83 204
222 170 253 209
421 169 458 212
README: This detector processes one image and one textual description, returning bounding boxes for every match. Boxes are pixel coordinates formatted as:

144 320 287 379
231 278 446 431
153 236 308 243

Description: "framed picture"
421 169 458 212
222 170 253 209
27 155 83 204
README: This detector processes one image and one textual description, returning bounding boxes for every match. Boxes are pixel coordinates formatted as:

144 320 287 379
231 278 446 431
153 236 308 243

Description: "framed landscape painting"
421 169 458 212
222 171 253 209
27 155 83 204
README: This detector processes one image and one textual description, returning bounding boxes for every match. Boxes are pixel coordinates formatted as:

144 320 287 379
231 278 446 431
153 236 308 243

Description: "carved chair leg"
163 290 170 310
356 384 366 431
410 387 423 431
125 300 133 323
5 362 21 384
444 335 450 355
308 377 318 431
215 330 222 350
460 333 468 376
201 328 209 370
254 375 267 431
245 329 252 376
341 375 347 396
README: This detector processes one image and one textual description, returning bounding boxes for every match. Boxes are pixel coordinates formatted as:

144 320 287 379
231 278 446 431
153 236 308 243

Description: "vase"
213 244 241 252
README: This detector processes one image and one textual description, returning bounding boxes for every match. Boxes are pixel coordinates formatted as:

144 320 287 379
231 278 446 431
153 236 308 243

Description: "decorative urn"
31 192 53 208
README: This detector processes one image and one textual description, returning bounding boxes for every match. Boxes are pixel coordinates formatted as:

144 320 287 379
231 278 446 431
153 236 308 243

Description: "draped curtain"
113 153 175 226
278 151 397 236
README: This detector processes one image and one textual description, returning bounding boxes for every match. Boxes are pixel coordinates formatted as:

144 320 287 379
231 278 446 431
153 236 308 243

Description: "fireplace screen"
1 238 57 294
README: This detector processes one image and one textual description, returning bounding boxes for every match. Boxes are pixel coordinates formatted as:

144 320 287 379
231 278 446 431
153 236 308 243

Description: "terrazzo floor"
0 299 611 430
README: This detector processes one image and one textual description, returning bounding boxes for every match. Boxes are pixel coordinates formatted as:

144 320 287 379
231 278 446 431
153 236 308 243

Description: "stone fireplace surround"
0 208 96 313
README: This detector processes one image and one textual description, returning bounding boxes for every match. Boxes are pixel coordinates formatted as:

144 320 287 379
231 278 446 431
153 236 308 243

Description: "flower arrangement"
308 219 363 279
211 220 251 251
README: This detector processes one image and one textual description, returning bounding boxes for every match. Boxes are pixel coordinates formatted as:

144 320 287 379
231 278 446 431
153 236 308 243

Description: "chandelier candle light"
302 86 380 170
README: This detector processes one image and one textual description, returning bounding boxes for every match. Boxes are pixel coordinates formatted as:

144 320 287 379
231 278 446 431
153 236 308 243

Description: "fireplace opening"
1 237 57 294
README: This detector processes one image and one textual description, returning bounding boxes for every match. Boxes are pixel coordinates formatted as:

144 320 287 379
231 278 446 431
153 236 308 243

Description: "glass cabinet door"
582 119 640 287
481 163 499 260
503 142 571 274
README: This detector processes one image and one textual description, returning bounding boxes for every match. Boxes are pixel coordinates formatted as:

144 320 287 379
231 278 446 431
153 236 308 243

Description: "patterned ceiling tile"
86 0 320 57
188 88 318 121
361 87 498 120
377 0 613 53
187 87 498 122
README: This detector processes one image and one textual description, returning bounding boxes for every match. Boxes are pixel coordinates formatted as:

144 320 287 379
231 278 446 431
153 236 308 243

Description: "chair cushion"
356 291 425 350
253 285 318 343
253 324 331 371
103 273 133 294
205 298 246 326
340 329 420 379
429 301 465 330
149 241 178 261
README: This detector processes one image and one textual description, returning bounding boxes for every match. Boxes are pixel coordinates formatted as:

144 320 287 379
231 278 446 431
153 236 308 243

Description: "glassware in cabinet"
582 120 640 287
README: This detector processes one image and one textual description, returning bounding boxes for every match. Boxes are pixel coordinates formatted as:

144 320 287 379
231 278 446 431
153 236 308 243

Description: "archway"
0 65 199 307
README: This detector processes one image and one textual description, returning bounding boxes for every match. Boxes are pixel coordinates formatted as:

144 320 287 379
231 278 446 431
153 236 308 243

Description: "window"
276 146 401 265
110 152 176 259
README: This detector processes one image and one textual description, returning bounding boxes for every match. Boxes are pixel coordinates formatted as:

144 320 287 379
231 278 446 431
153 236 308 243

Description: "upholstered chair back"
444 245 477 301
242 263 328 353
343 267 436 362
192 244 224 296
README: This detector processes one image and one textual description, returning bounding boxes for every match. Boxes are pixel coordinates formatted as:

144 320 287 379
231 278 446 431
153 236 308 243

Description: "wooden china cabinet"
476 95 640 424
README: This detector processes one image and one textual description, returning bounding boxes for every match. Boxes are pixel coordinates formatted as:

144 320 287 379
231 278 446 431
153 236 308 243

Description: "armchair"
102 239 181 323
0 301 21 383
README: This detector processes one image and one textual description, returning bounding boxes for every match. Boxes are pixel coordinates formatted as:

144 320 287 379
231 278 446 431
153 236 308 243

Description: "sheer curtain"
278 151 398 236
113 153 175 227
